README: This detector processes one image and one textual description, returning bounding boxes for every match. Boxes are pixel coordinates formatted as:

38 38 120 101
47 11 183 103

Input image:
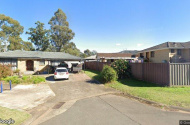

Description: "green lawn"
0 106 30 125
84 69 190 108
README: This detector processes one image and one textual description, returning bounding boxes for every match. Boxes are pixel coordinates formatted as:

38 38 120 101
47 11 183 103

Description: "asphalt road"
33 73 190 125
40 94 190 125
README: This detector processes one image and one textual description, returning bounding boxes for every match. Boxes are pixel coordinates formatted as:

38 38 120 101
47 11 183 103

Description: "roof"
140 41 190 52
84 55 97 60
0 50 82 60
97 53 132 59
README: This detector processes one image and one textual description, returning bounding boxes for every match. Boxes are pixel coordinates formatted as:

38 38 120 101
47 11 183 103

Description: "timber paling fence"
85 62 190 86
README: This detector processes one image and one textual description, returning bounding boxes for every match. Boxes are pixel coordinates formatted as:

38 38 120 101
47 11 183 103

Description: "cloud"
116 43 121 46
137 43 143 47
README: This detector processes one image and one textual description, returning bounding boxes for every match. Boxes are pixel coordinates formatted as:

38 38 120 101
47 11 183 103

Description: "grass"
0 106 30 125
2 75 46 84
84 69 190 108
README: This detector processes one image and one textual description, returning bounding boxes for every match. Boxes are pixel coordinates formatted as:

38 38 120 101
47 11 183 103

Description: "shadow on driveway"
46 75 54 82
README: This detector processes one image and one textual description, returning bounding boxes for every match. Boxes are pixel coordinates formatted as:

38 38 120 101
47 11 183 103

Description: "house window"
151 51 155 57
140 53 144 58
39 60 45 66
171 49 175 53
177 49 181 55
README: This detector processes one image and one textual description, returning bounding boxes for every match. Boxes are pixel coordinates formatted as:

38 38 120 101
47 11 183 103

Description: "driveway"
28 73 190 125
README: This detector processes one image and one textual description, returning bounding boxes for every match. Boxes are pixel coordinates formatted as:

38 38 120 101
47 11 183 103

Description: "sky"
1 0 190 52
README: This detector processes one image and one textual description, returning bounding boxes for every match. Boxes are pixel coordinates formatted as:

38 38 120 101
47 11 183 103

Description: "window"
151 51 155 57
140 53 144 58
177 49 181 55
39 60 45 66
171 49 175 53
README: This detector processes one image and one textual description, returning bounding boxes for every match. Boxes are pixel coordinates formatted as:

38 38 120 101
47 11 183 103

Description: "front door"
26 60 34 71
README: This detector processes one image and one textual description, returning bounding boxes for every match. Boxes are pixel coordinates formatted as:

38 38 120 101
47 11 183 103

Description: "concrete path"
41 94 190 125
0 84 55 110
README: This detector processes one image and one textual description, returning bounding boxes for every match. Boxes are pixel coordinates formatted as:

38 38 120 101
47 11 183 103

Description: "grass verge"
84 69 190 108
0 106 30 125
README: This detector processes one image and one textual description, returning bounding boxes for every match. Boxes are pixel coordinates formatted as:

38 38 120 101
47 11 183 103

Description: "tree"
21 41 34 51
0 14 24 51
48 9 75 52
26 21 50 51
84 49 97 57
60 42 80 56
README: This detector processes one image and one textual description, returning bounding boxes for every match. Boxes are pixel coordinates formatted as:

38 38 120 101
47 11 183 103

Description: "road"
29 73 190 125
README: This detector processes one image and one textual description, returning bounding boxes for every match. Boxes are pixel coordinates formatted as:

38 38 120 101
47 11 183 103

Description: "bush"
111 59 131 79
0 64 12 79
2 75 45 84
3 76 22 84
101 65 117 83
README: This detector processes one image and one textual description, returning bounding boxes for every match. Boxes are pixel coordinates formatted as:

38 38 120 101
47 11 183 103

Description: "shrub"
0 64 12 79
101 65 117 83
3 76 22 84
111 59 131 79
14 69 20 74
2 75 45 84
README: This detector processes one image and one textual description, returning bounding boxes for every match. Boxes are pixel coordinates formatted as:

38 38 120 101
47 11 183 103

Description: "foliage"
0 14 24 51
101 65 117 83
2 75 45 84
60 42 81 56
48 9 75 52
13 69 20 74
21 41 34 51
0 64 12 79
84 49 97 57
111 59 131 79
26 21 50 51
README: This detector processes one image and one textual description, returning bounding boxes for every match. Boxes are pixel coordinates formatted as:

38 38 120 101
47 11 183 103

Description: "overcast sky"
1 0 190 52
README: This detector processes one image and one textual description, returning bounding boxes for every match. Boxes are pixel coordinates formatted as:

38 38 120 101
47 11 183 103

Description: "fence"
130 63 170 86
85 61 190 86
85 61 111 71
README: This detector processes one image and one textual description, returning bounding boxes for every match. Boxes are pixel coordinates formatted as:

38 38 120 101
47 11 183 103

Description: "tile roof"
140 41 190 52
0 50 82 60
97 53 132 59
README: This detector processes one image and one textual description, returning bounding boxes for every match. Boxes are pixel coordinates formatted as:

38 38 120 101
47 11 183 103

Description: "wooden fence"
85 61 111 71
85 61 190 86
130 63 170 86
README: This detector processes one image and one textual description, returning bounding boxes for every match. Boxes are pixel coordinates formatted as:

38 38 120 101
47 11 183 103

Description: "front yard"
84 69 190 108
0 106 30 125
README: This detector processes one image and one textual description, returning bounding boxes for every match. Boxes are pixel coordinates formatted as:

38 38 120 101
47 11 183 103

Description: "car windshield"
56 69 67 72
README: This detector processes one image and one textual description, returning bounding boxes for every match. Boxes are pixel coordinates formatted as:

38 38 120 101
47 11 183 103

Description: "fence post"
1 82 3 93
9 80 12 90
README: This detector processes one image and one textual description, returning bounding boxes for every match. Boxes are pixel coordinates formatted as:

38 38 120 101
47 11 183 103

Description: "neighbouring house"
138 41 190 63
84 55 97 62
0 50 81 74
97 53 136 62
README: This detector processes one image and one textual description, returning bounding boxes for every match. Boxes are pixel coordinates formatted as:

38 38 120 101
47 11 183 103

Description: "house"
138 41 190 63
84 55 97 62
0 50 81 74
96 53 136 62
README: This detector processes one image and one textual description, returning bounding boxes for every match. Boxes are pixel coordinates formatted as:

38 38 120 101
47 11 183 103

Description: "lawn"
0 106 30 125
84 69 190 108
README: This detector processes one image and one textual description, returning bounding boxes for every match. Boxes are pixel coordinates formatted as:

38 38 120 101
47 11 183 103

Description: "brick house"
138 41 190 63
0 50 81 74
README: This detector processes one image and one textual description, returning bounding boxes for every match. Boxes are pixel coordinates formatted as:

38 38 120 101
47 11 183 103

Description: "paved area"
25 73 190 125
41 94 190 125
27 73 117 125
0 84 55 110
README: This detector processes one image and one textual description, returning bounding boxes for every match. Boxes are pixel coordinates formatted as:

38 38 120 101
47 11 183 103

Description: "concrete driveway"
28 73 190 125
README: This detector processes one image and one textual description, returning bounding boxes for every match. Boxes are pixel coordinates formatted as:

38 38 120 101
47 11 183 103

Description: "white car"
54 67 69 80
